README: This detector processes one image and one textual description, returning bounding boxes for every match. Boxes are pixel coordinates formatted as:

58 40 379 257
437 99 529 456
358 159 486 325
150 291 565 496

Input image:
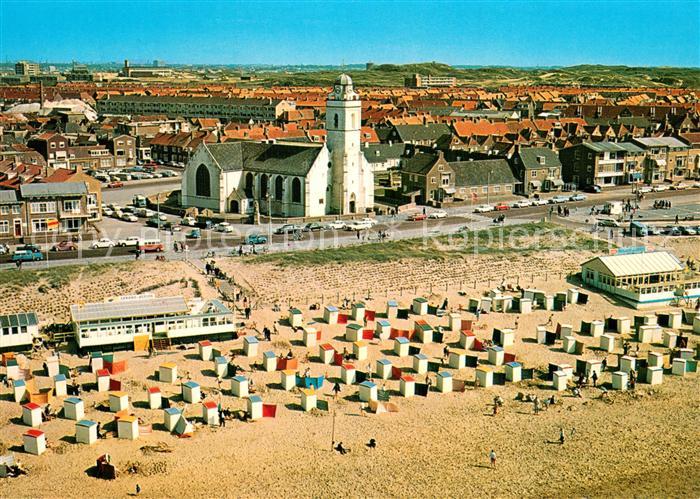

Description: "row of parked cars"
473 193 587 213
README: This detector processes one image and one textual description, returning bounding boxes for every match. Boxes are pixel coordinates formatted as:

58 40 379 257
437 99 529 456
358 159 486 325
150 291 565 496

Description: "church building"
180 74 374 217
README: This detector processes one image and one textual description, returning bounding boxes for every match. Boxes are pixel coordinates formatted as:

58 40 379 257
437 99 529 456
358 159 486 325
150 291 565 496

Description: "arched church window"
195 164 211 197
351 113 356 129
275 176 284 201
291 178 302 203
260 174 268 199
333 114 339 129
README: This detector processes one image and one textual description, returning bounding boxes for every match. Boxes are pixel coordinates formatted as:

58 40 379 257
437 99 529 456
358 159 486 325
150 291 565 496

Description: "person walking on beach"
332 382 341 399
489 449 497 469
559 427 565 445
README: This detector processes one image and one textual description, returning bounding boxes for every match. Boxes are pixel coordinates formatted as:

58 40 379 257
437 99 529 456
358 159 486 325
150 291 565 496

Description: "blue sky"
1 0 698 67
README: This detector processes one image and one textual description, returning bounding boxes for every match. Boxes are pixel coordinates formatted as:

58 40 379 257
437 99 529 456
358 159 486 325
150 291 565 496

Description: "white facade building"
180 74 373 217
0 312 39 350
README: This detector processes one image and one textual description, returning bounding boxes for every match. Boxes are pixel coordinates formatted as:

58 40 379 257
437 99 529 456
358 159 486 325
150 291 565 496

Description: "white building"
581 251 700 309
0 312 40 350
180 74 374 217
70 294 237 350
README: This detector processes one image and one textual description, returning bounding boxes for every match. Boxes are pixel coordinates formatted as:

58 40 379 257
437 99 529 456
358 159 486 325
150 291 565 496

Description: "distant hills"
250 62 700 89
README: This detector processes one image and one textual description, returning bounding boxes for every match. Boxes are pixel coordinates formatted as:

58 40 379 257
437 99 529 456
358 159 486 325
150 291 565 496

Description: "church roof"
204 142 323 176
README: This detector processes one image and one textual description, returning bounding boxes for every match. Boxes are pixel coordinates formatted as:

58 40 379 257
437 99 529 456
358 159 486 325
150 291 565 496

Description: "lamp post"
267 178 272 247
486 170 492 205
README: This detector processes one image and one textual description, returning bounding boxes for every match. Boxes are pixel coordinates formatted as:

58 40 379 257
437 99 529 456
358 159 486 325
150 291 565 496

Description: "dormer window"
537 155 545 165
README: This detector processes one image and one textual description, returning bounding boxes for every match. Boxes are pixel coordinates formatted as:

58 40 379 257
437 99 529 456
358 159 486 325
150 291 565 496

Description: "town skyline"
1 0 698 67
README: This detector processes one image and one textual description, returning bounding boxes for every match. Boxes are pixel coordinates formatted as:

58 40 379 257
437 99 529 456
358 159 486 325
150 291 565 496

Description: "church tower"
326 74 373 214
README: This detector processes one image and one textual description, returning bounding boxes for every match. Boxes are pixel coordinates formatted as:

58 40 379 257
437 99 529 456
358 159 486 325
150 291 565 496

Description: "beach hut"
263 351 277 372
351 302 366 321
353 341 368 361
412 354 428 374
375 320 391 340
567 288 579 304
646 366 663 385
202 400 219 426
96 370 111 392
199 340 213 361
13 380 26 403
694 315 700 334
376 359 392 380
552 370 568 391
109 391 129 413
487 346 505 366
648 352 664 368
476 367 493 388
585 360 602 378
663 331 677 349
448 349 467 370
661 310 682 329
600 334 616 353
543 295 554 311
393 337 409 357
492 295 513 313
214 356 228 378
558 324 573 337
498 328 515 348
672 358 687 376
345 323 362 342
638 325 662 344
144 387 161 410
562 336 577 354
289 308 303 328
505 362 522 382
23 429 45 455
163 407 182 431
590 320 605 337
22 403 42 427
319 344 335 364
619 356 636 374
300 388 317 412
448 313 462 331
103 354 127 375
89 352 104 373
634 313 657 329
400 375 415 397
281 370 297 391
303 327 318 347
679 348 694 360
174 416 193 437
414 320 433 343
44 356 59 377
359 381 378 402
616 317 631 335
386 300 398 319
323 306 339 325
480 297 492 313
412 297 428 315
436 372 452 393
53 374 68 397
75 420 98 445
159 363 178 384
248 395 263 420
341 364 356 385
63 397 84 421
182 381 201 403
459 330 475 350
117 415 139 440
244 336 259 357
611 371 628 390
519 298 532 314
536 326 547 344
231 376 249 398
6 359 19 380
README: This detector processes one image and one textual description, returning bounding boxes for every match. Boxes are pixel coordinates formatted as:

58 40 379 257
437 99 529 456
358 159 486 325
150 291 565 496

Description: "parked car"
186 228 201 239
121 213 139 222
679 226 698 236
304 222 325 232
583 184 602 193
671 182 689 190
275 224 304 235
550 195 570 204
494 203 510 211
638 186 653 193
510 200 532 208
12 249 43 262
596 218 621 228
664 226 682 236
51 241 77 252
135 208 155 218
359 217 377 226
473 204 494 213
146 217 163 228
409 213 427 221
117 236 140 247
245 233 268 245
531 198 549 206
652 184 670 192
107 181 124 189
91 238 115 249
428 210 448 219
181 216 197 226
215 222 234 233
160 170 178 177
344 220 373 231
326 220 346 230
102 207 114 217
569 194 587 202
